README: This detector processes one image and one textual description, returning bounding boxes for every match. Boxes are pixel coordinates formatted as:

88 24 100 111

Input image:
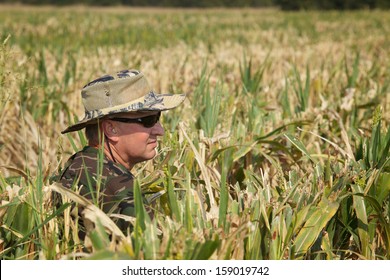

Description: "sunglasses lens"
111 112 161 128
140 112 160 128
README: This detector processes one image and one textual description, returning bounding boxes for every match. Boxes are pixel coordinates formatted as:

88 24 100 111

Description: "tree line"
1 0 389 10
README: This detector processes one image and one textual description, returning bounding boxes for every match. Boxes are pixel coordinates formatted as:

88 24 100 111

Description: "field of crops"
0 5 389 260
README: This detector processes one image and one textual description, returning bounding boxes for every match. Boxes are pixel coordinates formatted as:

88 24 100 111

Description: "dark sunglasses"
110 112 161 128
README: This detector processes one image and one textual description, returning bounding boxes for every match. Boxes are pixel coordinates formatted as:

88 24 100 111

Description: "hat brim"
61 93 186 134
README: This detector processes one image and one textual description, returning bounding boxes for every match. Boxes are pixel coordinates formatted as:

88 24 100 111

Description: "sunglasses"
110 112 161 128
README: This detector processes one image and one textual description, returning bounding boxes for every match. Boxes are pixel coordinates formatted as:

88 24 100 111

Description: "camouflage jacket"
57 146 149 230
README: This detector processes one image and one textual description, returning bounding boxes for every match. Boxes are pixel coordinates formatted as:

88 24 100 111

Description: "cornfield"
0 5 389 260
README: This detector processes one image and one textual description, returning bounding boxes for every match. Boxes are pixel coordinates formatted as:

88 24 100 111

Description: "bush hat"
62 69 186 134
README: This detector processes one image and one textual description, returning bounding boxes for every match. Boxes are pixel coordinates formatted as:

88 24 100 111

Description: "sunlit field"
0 5 389 260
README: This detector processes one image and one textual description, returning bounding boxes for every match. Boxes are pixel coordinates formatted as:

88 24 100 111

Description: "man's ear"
101 120 119 141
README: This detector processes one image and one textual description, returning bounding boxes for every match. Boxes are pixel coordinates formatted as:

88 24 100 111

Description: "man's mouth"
148 140 158 147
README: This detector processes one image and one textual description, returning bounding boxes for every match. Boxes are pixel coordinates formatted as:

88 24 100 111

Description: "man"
57 69 185 232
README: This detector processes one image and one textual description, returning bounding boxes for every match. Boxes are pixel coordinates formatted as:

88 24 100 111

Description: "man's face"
107 111 165 167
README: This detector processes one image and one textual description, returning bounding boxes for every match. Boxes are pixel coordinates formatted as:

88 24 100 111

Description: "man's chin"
146 150 157 160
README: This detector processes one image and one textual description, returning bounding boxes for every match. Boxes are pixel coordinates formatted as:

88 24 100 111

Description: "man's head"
62 69 185 133
102 111 165 168
63 69 185 168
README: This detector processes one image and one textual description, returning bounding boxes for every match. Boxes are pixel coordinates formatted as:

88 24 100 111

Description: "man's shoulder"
57 146 134 196
59 146 132 180
61 146 99 172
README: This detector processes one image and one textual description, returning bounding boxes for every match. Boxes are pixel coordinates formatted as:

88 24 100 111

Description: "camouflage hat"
62 69 186 133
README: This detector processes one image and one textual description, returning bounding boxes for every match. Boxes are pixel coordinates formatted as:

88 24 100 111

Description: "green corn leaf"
285 133 316 163
218 152 230 229
352 193 390 259
377 126 390 169
185 173 193 233
287 204 311 240
167 174 181 222
88 220 110 251
11 202 32 236
143 220 160 260
66 133 80 154
293 199 339 258
321 231 335 260
270 215 282 259
351 183 371 259
190 239 220 260
373 172 390 206
255 120 311 142
162 233 173 260
134 179 149 231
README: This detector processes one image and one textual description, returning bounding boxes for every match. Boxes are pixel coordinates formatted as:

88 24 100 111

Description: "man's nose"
152 122 165 136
